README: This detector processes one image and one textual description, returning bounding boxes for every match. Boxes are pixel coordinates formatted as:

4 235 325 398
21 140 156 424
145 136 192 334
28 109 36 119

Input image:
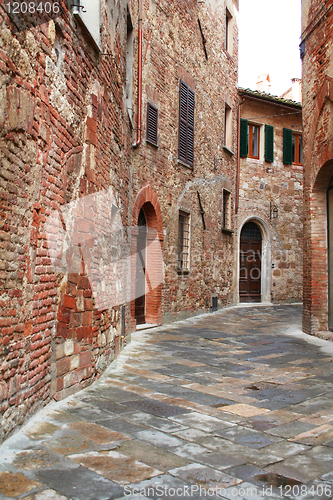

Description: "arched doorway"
135 208 147 324
131 186 164 328
239 221 262 302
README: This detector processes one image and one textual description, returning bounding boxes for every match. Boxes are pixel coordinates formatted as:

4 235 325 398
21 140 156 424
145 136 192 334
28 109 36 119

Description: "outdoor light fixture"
270 202 278 219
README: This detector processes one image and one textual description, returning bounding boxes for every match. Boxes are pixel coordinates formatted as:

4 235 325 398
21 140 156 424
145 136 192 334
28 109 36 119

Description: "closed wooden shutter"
283 128 293 165
179 80 195 167
240 118 248 157
146 102 158 146
265 124 274 162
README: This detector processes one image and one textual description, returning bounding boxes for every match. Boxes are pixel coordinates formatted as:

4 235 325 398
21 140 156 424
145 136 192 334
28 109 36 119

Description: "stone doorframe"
234 216 272 304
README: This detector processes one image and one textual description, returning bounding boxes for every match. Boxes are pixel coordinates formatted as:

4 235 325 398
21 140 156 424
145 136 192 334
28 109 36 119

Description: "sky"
238 0 302 97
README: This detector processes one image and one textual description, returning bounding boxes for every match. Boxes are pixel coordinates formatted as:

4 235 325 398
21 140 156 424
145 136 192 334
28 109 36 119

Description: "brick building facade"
0 0 239 441
236 89 303 305
301 0 333 335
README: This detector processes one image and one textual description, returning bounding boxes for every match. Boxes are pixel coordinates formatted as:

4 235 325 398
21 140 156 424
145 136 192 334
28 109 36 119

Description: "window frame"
177 210 191 273
292 133 303 165
222 189 232 231
224 104 232 151
248 123 260 159
73 0 102 51
178 80 195 168
226 8 233 55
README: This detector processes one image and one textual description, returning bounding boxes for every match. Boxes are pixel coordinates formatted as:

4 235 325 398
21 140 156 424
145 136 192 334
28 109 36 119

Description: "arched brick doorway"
131 186 163 328
304 160 333 334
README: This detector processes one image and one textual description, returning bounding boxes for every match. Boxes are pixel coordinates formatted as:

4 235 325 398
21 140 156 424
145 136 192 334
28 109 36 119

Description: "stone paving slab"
1 305 333 499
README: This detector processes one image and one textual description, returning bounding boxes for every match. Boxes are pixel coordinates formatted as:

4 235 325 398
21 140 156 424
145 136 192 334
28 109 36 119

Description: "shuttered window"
179 80 195 167
283 128 293 165
146 102 158 146
265 125 274 162
240 118 248 157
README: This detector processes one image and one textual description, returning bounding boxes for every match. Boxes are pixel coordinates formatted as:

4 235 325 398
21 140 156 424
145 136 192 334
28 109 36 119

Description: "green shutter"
240 119 248 157
265 125 274 163
283 128 293 165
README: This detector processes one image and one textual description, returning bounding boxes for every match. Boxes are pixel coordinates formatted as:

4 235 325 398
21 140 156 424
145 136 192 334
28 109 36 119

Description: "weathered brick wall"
301 0 333 334
236 93 303 304
131 0 239 324
0 0 132 440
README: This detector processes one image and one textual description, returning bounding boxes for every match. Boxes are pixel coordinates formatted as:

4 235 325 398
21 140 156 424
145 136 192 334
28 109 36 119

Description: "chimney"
291 78 302 102
256 73 271 94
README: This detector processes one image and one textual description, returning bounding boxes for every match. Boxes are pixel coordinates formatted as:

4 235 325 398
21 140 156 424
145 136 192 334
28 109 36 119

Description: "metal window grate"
223 190 231 229
178 211 190 270
241 221 262 240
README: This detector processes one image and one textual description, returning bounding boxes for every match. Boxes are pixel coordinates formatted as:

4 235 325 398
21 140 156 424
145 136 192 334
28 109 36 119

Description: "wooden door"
239 222 262 302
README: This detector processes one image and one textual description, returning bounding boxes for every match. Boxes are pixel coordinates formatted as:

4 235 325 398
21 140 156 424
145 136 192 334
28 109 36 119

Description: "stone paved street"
1 305 333 500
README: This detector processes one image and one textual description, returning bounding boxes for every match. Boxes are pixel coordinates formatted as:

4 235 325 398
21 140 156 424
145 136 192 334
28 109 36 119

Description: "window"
292 133 303 165
146 103 158 146
178 211 190 271
179 80 195 168
126 8 134 123
224 104 232 150
73 0 102 50
226 8 233 54
222 190 231 230
283 128 303 165
248 124 260 159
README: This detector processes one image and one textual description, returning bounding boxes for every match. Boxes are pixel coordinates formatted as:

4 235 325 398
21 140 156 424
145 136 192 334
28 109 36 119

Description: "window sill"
223 146 234 156
177 268 190 275
222 228 234 235
178 159 194 170
146 139 158 148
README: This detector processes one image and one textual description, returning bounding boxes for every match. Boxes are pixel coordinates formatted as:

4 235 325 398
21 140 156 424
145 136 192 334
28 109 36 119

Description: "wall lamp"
270 202 278 219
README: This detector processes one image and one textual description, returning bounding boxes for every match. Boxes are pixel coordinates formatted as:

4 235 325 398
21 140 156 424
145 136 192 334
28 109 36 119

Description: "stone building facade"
0 0 239 441
301 0 333 335
236 89 303 305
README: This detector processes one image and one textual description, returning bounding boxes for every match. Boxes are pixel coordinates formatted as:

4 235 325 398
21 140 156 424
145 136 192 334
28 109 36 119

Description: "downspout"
235 97 245 214
133 0 143 149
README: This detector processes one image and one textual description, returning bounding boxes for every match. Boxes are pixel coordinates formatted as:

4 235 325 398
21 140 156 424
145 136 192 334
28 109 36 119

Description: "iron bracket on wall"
197 191 206 230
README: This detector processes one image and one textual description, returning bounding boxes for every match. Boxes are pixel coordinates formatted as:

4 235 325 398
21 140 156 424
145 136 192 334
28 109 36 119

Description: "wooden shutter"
179 80 195 167
283 128 293 165
240 118 248 157
146 102 158 146
265 124 274 162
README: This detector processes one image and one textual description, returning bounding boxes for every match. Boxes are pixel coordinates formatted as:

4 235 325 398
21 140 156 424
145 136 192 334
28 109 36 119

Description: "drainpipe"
235 97 245 214
133 0 143 149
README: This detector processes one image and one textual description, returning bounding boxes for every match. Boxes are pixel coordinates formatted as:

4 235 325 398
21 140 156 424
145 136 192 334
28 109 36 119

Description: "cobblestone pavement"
1 305 333 500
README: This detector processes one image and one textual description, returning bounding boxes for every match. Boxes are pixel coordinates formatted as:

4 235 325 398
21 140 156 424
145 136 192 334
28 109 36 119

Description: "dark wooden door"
239 223 262 302
135 210 147 324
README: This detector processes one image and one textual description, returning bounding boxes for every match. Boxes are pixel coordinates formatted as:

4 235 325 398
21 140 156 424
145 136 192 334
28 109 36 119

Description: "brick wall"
301 0 333 334
131 0 239 325
0 0 132 440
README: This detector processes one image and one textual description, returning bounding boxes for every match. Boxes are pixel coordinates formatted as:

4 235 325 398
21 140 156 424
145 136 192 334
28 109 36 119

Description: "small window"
222 190 231 230
226 9 233 54
224 104 232 150
292 133 303 165
178 211 190 272
179 80 195 168
73 0 101 50
146 103 158 146
248 123 260 159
